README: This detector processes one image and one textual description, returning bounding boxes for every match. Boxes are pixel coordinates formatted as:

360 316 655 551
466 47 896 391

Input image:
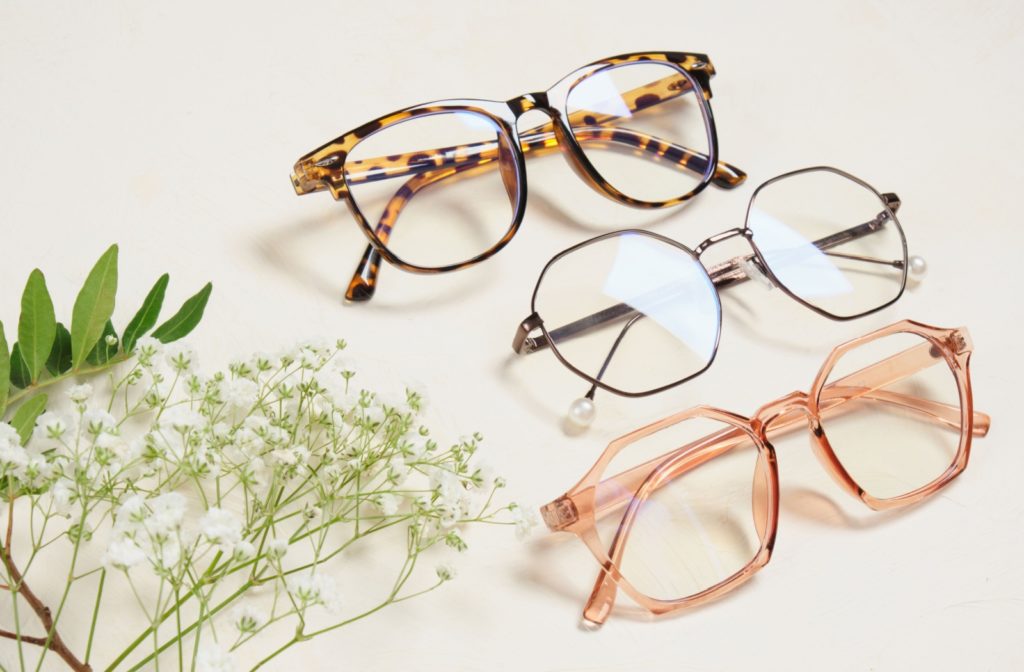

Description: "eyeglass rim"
291 51 728 273
528 228 724 398
524 166 909 397
742 164 910 322
543 319 983 621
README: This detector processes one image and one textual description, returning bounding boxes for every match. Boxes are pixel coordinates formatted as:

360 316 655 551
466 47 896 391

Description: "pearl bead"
908 255 927 278
567 397 596 429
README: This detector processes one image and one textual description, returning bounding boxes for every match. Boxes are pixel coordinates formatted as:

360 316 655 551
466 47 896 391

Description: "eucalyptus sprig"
0 243 212 428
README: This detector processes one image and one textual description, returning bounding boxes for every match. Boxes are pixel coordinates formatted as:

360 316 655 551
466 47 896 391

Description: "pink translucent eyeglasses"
540 320 991 627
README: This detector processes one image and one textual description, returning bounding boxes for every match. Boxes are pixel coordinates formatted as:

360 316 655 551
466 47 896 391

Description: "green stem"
5 557 26 671
119 582 251 672
84 570 106 665
105 551 223 672
175 588 183 672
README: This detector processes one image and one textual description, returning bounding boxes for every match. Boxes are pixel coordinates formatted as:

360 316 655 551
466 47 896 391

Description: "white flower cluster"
0 336 520 669
286 571 342 614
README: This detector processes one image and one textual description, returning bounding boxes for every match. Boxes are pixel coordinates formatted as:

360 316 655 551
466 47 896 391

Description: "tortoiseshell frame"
541 320 991 626
512 167 908 398
290 52 747 301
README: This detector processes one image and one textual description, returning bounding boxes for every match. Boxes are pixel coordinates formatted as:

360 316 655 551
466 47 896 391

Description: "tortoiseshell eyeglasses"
290 52 747 301
512 166 926 427
540 320 991 627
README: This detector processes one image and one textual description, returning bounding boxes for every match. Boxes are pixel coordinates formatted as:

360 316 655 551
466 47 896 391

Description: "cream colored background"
1 1 1022 670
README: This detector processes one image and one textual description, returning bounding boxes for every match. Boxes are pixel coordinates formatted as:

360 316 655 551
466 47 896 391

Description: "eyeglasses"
512 166 924 427
290 52 747 302
540 320 991 627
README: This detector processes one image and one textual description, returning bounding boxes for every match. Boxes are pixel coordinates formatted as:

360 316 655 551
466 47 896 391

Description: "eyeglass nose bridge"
693 227 752 257
506 91 553 116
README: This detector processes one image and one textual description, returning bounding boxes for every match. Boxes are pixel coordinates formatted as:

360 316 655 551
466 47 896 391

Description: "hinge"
512 312 544 355
540 496 578 531
948 329 969 355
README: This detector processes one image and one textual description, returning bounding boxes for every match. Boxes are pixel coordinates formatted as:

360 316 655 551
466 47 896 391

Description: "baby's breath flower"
444 530 468 552
51 478 75 516
249 351 273 373
230 604 267 634
302 502 322 521
287 571 341 614
405 382 428 412
0 440 29 474
161 406 204 434
199 507 243 550
21 456 54 488
363 403 385 425
232 541 256 563
67 383 93 403
135 336 162 365
239 457 266 488
219 377 258 410
148 492 187 534
103 538 146 571
267 539 288 559
165 342 198 373
375 493 400 517
36 411 68 440
196 642 236 672
0 423 21 445
510 503 539 540
435 562 456 582
82 409 117 437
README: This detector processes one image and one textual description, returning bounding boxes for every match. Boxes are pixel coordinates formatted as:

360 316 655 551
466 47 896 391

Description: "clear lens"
566 62 711 203
534 232 720 394
594 416 766 600
819 332 964 500
344 110 519 268
747 169 907 318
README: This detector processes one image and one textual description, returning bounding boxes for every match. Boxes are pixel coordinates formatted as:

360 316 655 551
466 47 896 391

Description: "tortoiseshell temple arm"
514 199 902 355
541 335 991 533
321 127 745 194
292 72 747 197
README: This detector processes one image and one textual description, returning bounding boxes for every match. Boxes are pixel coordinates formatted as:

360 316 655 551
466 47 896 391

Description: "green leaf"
18 269 57 384
0 321 9 418
9 344 31 389
86 320 118 365
71 244 119 370
152 282 212 343
10 393 47 445
122 273 169 352
46 323 73 376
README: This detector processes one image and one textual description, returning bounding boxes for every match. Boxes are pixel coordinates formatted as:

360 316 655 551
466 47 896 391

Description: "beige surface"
1 1 1022 670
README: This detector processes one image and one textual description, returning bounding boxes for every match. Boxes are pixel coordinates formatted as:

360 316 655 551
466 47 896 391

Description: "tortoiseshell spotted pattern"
290 52 748 302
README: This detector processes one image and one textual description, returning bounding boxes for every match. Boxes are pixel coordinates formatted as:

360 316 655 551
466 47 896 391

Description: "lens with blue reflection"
533 231 721 394
746 168 907 318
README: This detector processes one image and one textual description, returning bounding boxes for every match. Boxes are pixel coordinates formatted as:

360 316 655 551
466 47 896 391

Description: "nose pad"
552 120 611 194
738 257 775 290
496 131 520 209
805 416 862 501
752 453 771 542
